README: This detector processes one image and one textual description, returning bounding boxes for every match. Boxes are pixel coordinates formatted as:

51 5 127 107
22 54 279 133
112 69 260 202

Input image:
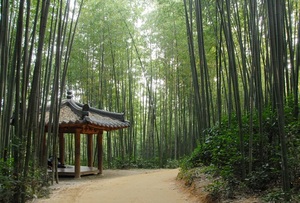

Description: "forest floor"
31 168 261 203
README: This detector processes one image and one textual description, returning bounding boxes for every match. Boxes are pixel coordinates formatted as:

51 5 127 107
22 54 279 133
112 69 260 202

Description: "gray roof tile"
45 99 130 131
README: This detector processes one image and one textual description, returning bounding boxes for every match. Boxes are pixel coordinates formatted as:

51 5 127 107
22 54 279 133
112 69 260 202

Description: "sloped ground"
177 168 262 203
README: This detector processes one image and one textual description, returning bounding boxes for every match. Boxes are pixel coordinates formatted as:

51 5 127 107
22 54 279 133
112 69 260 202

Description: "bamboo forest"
0 0 300 202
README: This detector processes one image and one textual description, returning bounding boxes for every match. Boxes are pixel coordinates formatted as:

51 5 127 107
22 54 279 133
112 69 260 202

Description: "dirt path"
33 169 197 203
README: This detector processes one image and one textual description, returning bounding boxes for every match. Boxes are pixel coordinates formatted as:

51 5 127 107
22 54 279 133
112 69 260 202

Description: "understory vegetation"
109 157 180 169
0 159 49 202
179 102 300 202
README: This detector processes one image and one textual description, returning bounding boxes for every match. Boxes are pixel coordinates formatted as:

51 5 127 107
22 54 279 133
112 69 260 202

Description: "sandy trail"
34 169 196 203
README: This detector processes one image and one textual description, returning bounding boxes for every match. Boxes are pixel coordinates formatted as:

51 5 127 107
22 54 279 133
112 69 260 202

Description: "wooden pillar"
75 129 81 178
97 131 103 174
87 134 93 167
59 133 65 165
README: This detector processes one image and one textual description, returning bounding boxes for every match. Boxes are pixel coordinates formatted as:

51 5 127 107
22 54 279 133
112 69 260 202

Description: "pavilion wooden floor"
48 165 99 177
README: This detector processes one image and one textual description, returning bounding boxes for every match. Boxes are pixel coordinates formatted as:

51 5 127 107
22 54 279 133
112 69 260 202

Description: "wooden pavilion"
44 92 130 178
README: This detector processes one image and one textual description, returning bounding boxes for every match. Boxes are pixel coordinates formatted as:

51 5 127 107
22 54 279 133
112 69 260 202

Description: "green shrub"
205 178 225 201
262 189 290 202
165 159 179 168
182 102 300 198
0 158 15 202
178 167 206 186
111 157 162 169
0 159 50 202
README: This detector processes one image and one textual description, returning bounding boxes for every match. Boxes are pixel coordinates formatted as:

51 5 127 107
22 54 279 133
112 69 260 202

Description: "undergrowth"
180 102 300 202
0 158 50 202
108 157 180 169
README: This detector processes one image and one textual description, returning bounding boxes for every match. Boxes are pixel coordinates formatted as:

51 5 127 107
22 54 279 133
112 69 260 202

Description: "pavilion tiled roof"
45 96 130 131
